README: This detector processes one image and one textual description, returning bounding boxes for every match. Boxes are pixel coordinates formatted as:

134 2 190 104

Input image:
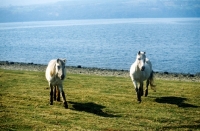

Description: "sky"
0 0 64 6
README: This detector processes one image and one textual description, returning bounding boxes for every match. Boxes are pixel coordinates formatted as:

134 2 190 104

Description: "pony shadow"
69 101 121 118
162 124 200 130
155 96 198 108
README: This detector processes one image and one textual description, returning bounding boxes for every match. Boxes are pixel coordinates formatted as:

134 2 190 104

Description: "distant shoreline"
0 61 199 82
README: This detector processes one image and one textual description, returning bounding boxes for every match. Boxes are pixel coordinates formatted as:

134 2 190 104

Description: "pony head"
55 59 66 80
136 51 146 71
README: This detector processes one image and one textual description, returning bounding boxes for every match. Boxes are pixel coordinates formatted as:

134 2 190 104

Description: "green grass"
0 69 200 130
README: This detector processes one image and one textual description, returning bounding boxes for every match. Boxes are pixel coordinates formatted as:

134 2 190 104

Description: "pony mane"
50 62 56 77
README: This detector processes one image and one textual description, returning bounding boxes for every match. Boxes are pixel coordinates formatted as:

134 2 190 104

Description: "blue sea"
0 18 200 74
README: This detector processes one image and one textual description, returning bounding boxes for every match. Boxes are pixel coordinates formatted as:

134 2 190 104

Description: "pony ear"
63 59 66 63
57 59 60 63
138 51 140 55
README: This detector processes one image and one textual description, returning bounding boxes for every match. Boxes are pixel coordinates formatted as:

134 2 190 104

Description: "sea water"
0 18 199 74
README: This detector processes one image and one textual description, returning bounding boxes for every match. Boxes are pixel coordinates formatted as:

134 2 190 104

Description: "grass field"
0 69 200 130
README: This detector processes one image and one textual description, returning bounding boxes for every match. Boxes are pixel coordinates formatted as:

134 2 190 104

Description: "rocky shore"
0 61 199 82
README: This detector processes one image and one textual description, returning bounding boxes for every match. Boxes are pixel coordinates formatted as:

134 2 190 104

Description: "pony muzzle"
61 74 65 80
141 66 145 71
57 74 65 80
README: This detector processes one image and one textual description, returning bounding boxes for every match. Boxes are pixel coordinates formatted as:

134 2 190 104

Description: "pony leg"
130 76 137 92
59 85 68 108
139 82 144 96
133 80 141 102
54 86 60 101
53 86 56 101
136 82 143 102
137 90 141 103
50 84 53 105
56 86 61 101
145 80 149 97
145 71 156 97
131 76 141 102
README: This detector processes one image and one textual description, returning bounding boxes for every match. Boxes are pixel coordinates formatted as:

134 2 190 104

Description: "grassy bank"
0 69 200 130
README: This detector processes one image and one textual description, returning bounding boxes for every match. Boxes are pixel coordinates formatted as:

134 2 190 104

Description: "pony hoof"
137 99 141 103
50 103 53 105
64 102 68 109
57 98 61 102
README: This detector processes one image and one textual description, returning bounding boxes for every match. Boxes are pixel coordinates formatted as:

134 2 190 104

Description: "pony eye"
138 58 141 60
57 66 60 69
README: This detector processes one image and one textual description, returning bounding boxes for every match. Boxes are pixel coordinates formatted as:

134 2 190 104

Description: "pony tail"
149 71 156 91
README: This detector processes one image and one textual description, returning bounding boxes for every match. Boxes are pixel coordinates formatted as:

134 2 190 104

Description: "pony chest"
50 76 63 85
133 71 149 82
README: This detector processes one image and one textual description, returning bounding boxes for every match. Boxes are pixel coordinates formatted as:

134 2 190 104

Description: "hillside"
0 0 200 22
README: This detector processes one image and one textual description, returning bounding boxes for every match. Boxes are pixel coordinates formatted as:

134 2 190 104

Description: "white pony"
130 51 156 102
45 59 68 108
